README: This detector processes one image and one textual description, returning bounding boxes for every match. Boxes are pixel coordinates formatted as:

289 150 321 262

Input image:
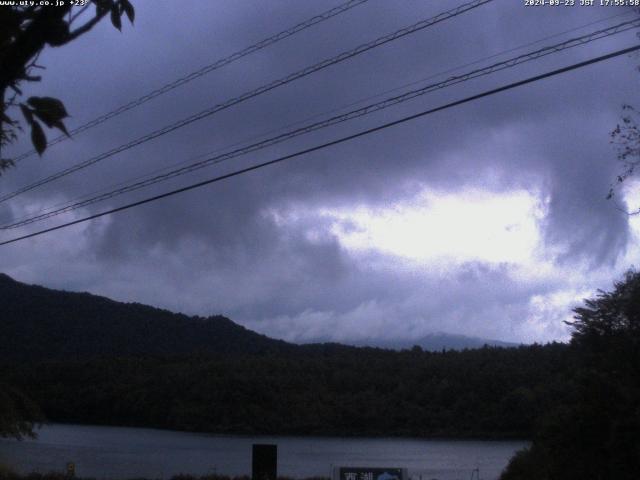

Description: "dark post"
252 444 277 480
65 462 75 479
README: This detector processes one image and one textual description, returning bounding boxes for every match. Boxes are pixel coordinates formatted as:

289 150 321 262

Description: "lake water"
0 424 527 480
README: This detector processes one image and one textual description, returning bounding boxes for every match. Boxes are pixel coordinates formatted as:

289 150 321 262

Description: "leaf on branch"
43 117 70 137
30 121 47 156
26 97 71 136
120 0 134 23
27 97 69 121
110 4 122 31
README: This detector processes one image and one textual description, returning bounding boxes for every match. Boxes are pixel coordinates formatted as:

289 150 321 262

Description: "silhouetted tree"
0 0 134 173
0 0 134 439
608 105 640 212
501 270 640 480
607 17 640 211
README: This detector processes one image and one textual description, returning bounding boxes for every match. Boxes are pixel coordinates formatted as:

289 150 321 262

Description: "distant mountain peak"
306 332 519 351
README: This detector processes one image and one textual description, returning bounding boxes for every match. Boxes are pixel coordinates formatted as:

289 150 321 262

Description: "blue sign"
338 467 404 480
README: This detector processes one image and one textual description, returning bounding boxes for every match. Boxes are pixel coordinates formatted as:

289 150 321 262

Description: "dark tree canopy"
0 0 134 173
569 268 640 341
501 269 640 480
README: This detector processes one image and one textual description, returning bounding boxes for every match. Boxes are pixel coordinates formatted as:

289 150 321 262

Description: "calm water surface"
0 424 527 480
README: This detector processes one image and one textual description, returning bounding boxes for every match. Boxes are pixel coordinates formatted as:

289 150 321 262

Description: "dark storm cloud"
1 0 639 342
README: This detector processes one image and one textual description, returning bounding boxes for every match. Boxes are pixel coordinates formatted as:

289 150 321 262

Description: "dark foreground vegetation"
1 343 568 438
500 270 640 480
1 271 639 479
0 470 325 480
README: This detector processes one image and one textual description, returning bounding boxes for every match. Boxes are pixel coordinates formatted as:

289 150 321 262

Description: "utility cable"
4 18 638 229
5 6 632 225
1 44 637 247
0 0 493 204
10 0 371 162
14 7 628 226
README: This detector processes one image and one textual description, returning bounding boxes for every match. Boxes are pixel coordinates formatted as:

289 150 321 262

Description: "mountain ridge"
0 273 291 361
1 273 519 361
339 333 519 351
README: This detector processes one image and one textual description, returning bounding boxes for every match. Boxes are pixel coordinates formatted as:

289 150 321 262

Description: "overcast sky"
2 0 640 345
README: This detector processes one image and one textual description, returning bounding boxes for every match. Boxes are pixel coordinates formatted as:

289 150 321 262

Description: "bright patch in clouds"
622 180 640 241
526 289 590 342
322 188 546 265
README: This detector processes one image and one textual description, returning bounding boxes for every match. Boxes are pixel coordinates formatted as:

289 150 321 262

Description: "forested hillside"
0 273 290 361
1 272 570 439
1 343 569 438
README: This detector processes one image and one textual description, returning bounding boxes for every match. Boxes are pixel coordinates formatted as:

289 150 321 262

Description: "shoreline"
27 422 530 443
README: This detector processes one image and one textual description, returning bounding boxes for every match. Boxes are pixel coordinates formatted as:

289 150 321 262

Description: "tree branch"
66 9 109 43
69 4 92 26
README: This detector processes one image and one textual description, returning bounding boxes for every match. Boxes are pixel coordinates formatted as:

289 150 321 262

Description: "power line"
5 17 637 228
2 44 637 247
13 8 629 227
10 0 371 163
0 0 493 204
5 18 638 229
